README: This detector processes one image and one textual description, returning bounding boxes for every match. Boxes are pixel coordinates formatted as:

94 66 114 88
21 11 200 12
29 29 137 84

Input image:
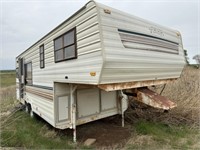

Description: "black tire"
25 103 34 118
30 108 35 118
25 103 30 113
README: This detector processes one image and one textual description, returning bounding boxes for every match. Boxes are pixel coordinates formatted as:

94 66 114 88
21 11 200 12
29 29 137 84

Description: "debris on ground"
84 138 96 146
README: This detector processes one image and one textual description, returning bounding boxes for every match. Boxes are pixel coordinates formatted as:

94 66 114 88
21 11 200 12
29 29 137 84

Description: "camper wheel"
25 102 30 113
25 103 35 118
30 107 35 118
30 109 34 118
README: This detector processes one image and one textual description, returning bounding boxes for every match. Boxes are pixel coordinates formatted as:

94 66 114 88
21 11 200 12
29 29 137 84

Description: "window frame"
39 44 45 69
25 62 32 85
54 27 77 63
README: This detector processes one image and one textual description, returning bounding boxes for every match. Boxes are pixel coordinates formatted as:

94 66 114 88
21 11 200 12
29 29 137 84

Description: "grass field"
126 121 200 149
0 70 16 87
0 66 200 149
1 111 75 149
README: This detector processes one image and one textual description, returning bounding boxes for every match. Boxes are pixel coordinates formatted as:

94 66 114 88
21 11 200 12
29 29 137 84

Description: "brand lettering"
149 27 164 37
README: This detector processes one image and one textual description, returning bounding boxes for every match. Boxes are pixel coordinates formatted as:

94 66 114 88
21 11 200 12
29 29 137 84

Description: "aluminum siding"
26 92 54 126
96 2 185 84
16 1 102 87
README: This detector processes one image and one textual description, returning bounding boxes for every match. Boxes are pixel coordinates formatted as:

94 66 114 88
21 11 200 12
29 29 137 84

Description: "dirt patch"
77 118 131 147
57 116 131 148
127 135 155 146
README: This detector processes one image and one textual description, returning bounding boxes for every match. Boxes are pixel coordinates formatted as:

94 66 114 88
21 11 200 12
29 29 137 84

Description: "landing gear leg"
120 90 128 127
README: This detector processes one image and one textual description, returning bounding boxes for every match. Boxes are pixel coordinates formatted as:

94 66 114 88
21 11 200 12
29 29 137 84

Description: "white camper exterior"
16 0 185 141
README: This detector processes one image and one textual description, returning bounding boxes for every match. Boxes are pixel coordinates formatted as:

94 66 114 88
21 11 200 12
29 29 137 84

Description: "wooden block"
84 138 96 146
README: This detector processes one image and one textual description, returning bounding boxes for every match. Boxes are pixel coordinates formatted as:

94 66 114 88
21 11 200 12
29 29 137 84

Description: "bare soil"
77 117 131 147
55 115 131 148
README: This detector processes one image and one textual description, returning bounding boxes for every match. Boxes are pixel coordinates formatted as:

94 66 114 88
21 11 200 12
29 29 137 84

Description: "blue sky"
1 0 199 70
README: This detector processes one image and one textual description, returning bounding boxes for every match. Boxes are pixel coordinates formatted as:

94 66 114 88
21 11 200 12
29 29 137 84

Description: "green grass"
0 71 78 149
126 120 200 149
0 70 16 87
1 111 76 149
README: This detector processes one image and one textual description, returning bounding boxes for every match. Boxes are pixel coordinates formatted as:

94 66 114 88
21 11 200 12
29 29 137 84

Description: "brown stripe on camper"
118 30 179 54
25 86 53 101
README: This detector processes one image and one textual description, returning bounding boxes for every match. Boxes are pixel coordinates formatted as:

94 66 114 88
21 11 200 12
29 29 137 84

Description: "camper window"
54 28 76 62
39 45 45 68
25 62 32 85
64 30 74 46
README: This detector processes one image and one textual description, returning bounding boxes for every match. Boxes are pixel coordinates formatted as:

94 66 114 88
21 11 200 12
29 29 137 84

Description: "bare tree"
193 54 200 68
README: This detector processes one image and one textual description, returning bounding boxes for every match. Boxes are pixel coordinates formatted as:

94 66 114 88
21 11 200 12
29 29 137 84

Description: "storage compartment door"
77 89 100 118
58 96 69 122
101 91 117 111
